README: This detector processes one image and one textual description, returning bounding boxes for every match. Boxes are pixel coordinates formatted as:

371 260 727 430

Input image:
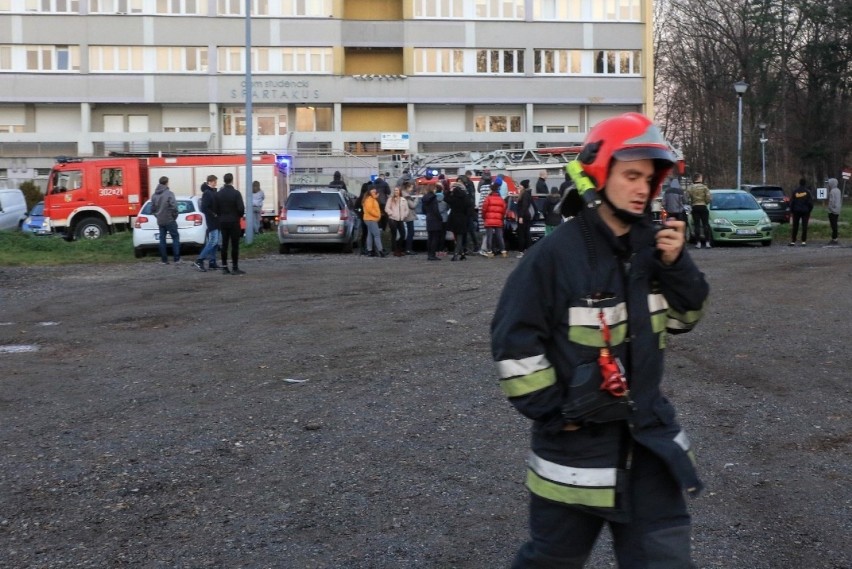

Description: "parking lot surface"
1 243 850 568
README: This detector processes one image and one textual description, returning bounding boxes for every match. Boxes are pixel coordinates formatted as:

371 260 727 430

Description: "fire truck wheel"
75 217 108 240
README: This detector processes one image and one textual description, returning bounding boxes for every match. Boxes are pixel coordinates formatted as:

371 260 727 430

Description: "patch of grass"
771 203 849 243
0 229 280 266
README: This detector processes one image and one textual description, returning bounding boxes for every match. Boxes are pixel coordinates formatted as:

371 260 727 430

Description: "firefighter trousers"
512 444 694 569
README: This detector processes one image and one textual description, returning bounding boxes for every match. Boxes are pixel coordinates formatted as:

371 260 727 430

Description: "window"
414 48 522 75
89 46 144 72
217 0 267 15
594 50 640 75
477 49 523 74
26 0 79 12
100 168 124 187
474 0 524 19
414 49 464 74
281 0 331 16
217 47 331 74
413 0 464 18
474 114 523 132
534 49 640 76
156 47 208 73
533 0 581 20
155 0 207 14
0 46 11 70
51 169 83 193
89 0 143 13
534 49 581 74
592 0 639 21
295 106 332 131
280 47 332 73
26 45 80 71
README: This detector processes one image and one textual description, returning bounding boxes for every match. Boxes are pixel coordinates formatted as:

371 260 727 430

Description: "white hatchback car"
132 195 207 258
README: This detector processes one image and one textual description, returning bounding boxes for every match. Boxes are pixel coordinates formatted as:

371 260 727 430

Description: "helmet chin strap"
599 189 645 225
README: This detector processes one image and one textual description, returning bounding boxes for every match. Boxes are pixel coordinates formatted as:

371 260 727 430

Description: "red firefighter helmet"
578 112 676 197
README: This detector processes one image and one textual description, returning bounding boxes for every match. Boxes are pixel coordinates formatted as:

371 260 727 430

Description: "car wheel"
761 239 772 247
75 217 108 240
279 243 290 254
134 247 146 258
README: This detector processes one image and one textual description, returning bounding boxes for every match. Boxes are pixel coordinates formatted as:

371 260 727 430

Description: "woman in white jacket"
385 186 411 257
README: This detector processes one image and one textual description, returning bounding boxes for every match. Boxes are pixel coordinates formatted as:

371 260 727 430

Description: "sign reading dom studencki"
230 79 320 101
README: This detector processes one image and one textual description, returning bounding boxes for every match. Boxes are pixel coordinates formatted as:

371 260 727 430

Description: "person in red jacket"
480 185 508 258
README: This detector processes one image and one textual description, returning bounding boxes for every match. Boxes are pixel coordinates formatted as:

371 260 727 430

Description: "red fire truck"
44 153 290 240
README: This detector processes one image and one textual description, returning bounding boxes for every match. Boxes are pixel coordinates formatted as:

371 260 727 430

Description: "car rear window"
749 187 785 198
286 192 341 210
141 199 196 214
176 200 195 214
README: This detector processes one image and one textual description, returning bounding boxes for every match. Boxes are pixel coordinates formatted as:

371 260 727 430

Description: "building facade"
0 0 653 186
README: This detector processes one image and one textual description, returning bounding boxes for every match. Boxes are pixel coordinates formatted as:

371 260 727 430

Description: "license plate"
297 226 328 233
736 229 758 235
414 231 427 239
763 203 778 208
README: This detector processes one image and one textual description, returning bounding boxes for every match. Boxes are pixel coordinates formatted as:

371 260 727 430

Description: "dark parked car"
741 185 790 223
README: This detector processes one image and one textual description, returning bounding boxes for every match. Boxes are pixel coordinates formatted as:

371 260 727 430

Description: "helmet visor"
612 146 676 165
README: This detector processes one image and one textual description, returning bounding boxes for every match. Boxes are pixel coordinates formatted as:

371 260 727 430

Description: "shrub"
19 180 43 211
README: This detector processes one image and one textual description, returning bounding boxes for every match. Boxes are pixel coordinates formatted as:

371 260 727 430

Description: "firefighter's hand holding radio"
655 216 686 265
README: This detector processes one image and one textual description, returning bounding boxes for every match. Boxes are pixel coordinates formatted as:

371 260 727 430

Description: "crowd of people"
344 168 585 262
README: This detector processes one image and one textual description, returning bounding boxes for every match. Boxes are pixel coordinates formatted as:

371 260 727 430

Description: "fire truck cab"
46 156 149 240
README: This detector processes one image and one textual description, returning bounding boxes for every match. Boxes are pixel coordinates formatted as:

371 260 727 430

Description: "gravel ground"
0 242 850 568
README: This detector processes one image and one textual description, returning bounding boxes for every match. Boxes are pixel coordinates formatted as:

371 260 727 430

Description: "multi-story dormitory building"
0 0 652 187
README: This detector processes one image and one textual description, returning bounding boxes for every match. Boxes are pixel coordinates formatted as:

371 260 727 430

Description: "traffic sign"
842 168 851 180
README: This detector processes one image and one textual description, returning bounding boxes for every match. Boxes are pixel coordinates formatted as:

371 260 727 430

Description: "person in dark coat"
516 180 535 257
194 174 220 271
328 171 347 192
216 172 246 275
789 178 814 246
421 184 443 261
458 171 480 253
535 170 549 195
542 187 563 236
444 182 471 261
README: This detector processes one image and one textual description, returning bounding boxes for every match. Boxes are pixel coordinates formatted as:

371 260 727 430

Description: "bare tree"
655 0 852 189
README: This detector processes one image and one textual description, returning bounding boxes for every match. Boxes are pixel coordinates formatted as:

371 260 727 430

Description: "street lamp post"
758 122 767 185
734 81 749 190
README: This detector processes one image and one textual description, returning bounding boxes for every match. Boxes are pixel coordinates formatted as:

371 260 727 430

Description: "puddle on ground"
0 344 40 354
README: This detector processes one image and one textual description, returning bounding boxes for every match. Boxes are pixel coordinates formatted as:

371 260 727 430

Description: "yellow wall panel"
344 50 404 75
342 106 408 131
344 0 403 20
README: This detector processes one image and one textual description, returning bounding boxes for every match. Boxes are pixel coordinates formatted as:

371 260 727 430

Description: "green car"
688 189 773 246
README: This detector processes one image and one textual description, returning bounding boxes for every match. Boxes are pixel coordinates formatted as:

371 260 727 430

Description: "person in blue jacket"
492 112 710 569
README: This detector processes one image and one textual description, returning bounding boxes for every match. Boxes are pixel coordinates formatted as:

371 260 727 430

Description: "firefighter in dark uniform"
491 112 710 569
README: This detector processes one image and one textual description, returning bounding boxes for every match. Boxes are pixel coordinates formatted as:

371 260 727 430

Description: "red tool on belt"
598 310 628 397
